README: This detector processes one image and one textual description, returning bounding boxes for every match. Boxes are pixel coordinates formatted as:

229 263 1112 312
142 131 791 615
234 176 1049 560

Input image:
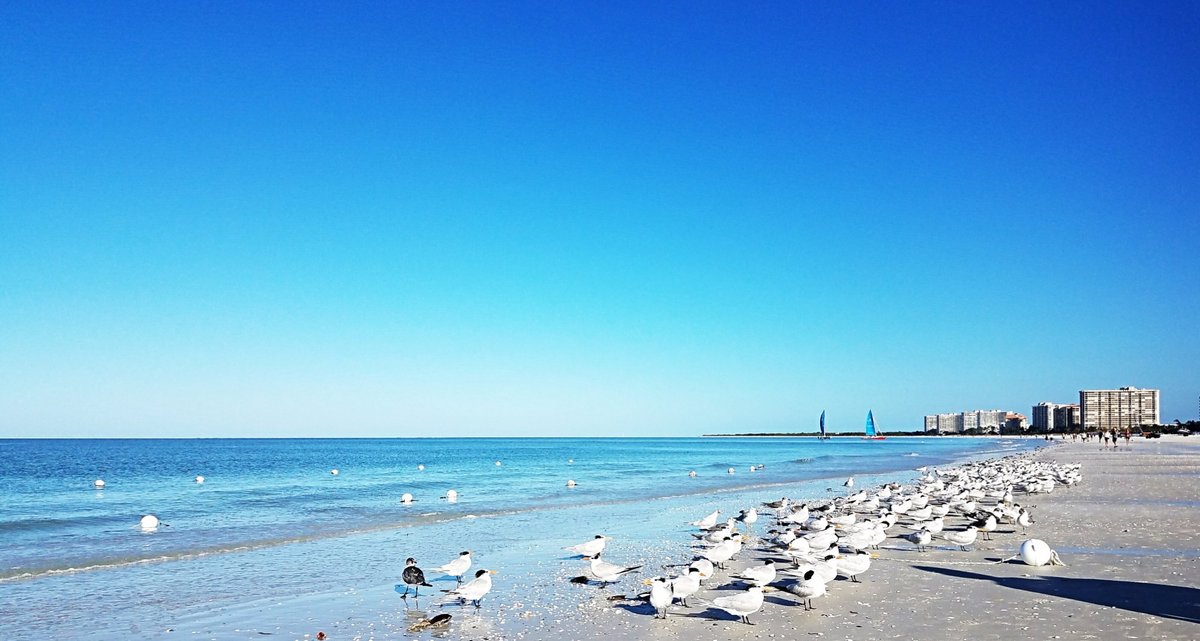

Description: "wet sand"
498 436 1200 641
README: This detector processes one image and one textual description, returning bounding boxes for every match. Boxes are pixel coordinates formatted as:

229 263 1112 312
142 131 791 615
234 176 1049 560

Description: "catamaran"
863 410 886 440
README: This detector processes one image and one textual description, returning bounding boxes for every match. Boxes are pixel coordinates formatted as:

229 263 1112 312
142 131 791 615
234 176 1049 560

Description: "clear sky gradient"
2 2 1197 437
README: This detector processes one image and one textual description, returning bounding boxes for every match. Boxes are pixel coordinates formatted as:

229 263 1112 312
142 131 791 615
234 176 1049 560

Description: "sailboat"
819 410 828 440
863 410 886 440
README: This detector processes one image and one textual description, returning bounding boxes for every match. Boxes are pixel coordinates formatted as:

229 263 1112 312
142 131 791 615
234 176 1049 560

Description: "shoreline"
8 437 1198 640
528 435 1199 641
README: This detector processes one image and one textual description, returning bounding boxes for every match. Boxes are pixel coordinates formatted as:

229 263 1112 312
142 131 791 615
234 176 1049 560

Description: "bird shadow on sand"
612 602 656 617
670 607 745 622
913 566 1200 624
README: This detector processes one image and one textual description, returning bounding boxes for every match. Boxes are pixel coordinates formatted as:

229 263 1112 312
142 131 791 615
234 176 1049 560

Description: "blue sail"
865 410 876 437
820 410 826 436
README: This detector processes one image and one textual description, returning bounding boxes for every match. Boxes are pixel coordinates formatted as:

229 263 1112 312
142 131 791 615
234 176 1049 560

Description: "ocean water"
0 437 1038 639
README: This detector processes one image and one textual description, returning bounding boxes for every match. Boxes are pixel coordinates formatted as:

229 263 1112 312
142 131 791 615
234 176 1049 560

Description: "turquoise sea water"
0 437 1038 639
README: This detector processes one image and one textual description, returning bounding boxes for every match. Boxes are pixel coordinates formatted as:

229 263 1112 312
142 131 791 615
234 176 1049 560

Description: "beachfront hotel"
1079 387 1160 431
1032 402 1081 431
923 409 1012 434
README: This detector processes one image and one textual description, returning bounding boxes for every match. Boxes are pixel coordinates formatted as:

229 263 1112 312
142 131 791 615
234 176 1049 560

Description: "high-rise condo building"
1079 387 1160 431
1032 402 1081 431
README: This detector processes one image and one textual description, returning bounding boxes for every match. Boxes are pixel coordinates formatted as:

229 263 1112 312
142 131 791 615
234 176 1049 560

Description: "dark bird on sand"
400 557 433 598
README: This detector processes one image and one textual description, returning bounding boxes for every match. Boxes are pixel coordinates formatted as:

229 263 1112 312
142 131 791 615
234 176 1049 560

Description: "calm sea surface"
0 437 1038 639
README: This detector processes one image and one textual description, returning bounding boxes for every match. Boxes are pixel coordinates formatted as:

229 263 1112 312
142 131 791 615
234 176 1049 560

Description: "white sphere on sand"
1019 539 1053 566
401 493 414 504
140 514 160 530
93 479 105 489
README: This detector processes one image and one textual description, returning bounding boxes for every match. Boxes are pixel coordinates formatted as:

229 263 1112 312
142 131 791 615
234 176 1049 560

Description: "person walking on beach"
1102 431 1110 450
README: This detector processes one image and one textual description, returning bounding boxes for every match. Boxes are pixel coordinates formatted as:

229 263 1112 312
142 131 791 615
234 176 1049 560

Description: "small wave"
792 458 814 464
905 452 920 457
0 514 111 533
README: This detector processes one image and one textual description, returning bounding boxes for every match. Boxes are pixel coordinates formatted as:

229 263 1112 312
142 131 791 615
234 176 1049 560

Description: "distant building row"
924 410 1026 434
1035 387 1160 432
925 387 1160 434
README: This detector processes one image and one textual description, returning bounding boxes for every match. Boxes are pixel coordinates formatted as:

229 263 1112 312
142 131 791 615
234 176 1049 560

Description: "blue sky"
2 2 1197 437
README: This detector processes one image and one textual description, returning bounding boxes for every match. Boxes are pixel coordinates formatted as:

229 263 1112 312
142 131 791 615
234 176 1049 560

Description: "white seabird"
440 569 495 608
733 560 776 587
645 577 672 618
698 586 771 625
941 526 979 551
435 551 473 584
564 535 608 557
584 552 642 586
783 568 826 610
690 509 720 529
669 567 703 605
836 550 872 582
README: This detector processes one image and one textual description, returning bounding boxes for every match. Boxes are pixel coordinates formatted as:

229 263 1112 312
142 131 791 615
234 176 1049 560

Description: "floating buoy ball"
445 489 458 502
93 479 105 489
195 475 205 484
495 461 502 467
140 514 160 530
401 493 414 504
1019 539 1060 566
330 469 339 476
727 467 736 474
568 459 574 464
418 464 425 471
566 480 577 487
688 470 697 477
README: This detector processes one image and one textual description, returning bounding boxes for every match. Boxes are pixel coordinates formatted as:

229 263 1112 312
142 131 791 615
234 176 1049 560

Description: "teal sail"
865 410 876 437
820 410 826 437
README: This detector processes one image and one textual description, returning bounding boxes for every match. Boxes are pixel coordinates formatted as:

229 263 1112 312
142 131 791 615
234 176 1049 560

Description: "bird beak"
582 556 592 561
762 586 778 593
642 579 653 585
489 570 498 574
870 553 879 559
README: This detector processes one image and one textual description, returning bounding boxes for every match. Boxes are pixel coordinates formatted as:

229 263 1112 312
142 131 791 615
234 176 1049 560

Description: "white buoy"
417 464 425 471
495 460 502 467
568 459 574 464
688 470 697 477
93 479 105 489
566 480 576 487
195 475 205 484
749 466 756 472
401 493 414 504
445 489 458 502
330 469 339 476
140 514 159 530
727 467 736 474
1019 539 1063 566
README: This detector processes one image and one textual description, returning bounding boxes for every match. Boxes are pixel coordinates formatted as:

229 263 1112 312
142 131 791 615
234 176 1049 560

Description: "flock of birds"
397 455 1082 628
